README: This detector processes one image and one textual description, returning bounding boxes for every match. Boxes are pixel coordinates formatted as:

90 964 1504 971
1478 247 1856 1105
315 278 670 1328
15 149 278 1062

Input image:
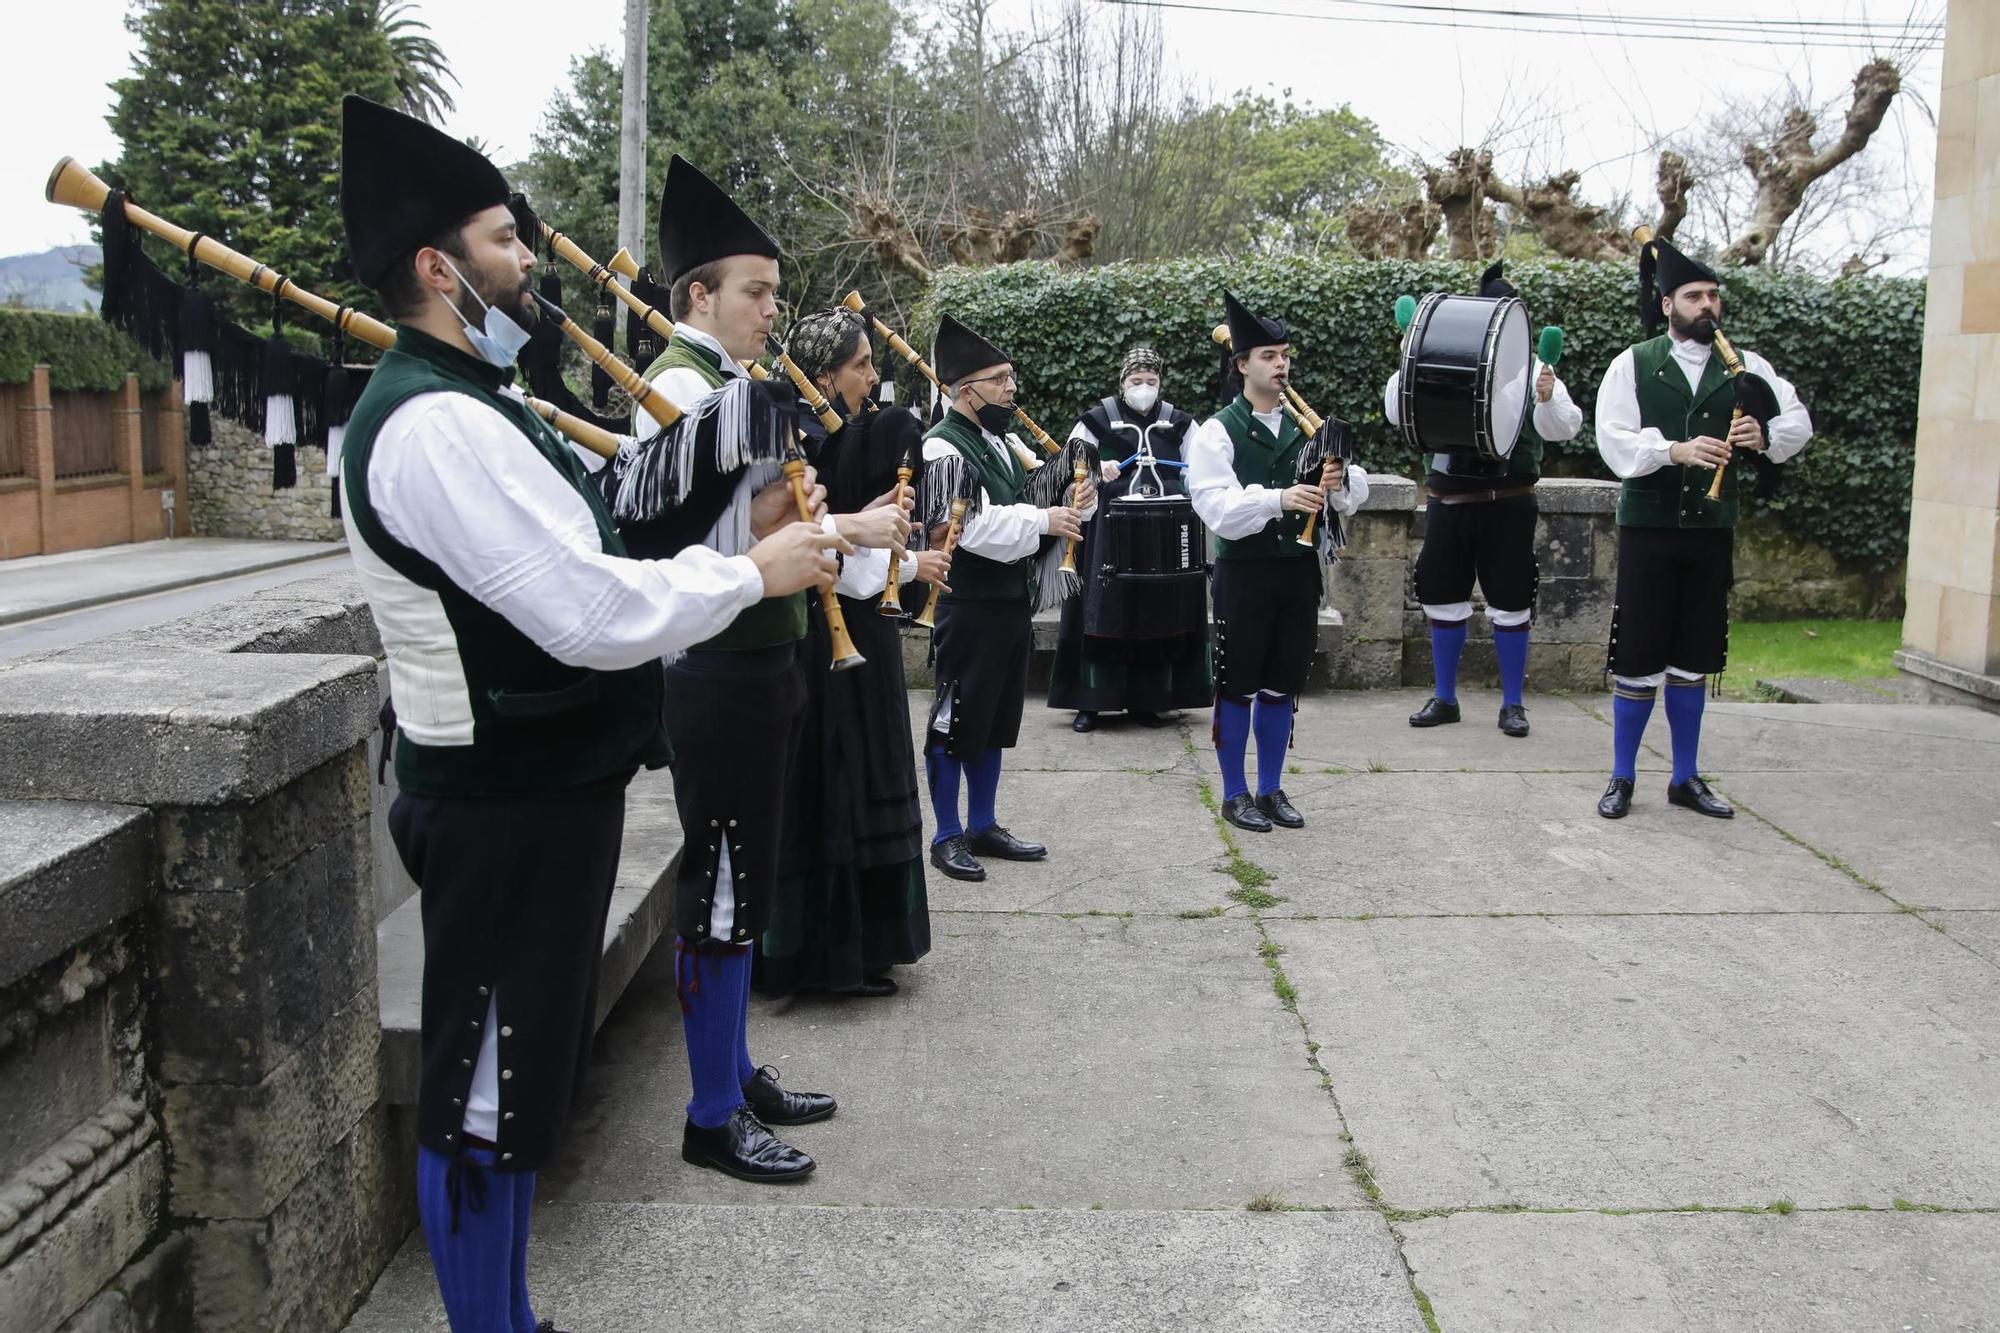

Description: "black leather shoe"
1072 711 1097 732
1409 697 1461 728
743 1064 837 1125
833 975 899 998
682 1107 815 1183
1667 776 1734 819
1221 792 1272 833
1131 709 1167 727
1254 789 1305 828
1498 703 1530 737
967 825 1047 861
931 835 986 882
1597 777 1634 820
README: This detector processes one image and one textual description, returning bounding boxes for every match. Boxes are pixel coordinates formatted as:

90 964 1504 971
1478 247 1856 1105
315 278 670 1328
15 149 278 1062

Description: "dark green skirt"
753 858 930 995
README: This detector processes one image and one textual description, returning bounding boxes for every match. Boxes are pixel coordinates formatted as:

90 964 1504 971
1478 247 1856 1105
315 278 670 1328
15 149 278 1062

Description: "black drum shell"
1398 293 1531 461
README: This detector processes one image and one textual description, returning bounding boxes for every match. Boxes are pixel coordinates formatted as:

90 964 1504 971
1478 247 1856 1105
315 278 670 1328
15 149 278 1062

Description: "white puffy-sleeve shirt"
921 422 1099 562
1595 336 1811 480
1187 407 1369 541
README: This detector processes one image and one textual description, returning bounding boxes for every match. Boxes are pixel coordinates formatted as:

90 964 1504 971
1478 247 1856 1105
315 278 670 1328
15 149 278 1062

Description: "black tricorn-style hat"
1639 235 1721 334
1478 260 1518 300
1223 290 1287 355
656 154 782 285
933 313 1010 386
340 94 512 289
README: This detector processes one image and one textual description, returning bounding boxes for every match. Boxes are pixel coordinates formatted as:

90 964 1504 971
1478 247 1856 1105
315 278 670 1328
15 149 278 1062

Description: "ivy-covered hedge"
0 307 171 393
914 258 1923 569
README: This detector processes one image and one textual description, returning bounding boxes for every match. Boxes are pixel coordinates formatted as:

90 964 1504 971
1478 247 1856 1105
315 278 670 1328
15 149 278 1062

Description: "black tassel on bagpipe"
177 249 217 445
324 324 361 520
97 191 180 363
1296 415 1356 562
263 297 299 489
590 299 616 409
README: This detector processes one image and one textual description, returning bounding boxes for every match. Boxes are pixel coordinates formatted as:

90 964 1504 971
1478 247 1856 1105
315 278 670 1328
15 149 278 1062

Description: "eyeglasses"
968 371 1018 390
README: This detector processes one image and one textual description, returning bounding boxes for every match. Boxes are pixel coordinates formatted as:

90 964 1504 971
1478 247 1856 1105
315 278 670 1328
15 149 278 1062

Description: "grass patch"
1229 883 1286 909
1725 618 1901 696
1177 905 1226 919
1366 759 1391 773
1343 1145 1382 1202
1246 1189 1287 1212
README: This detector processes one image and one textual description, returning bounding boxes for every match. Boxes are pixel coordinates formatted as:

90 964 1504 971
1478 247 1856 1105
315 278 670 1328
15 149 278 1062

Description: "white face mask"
1122 383 1160 413
437 255 532 368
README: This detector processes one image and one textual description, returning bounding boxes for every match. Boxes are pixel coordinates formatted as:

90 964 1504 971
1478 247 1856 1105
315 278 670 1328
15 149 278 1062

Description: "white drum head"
1484 300 1533 457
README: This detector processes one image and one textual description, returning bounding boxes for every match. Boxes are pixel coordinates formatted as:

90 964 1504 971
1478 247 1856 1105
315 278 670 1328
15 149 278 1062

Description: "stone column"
1899 0 2000 710
159 379 187 537
1326 473 1416 688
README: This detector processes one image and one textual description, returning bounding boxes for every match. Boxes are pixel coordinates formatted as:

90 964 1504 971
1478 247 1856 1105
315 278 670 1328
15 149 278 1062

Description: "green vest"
340 328 671 797
642 330 808 650
927 410 1039 603
1617 335 1742 530
1213 396 1315 560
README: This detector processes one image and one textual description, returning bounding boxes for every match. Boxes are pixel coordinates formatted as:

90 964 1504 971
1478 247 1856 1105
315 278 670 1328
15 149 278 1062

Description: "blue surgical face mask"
437 256 532 368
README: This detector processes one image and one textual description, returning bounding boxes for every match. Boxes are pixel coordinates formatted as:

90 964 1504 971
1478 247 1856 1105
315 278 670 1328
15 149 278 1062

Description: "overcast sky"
2 0 1944 272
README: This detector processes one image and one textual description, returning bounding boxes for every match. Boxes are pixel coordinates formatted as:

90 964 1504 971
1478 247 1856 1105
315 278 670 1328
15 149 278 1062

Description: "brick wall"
0 369 188 562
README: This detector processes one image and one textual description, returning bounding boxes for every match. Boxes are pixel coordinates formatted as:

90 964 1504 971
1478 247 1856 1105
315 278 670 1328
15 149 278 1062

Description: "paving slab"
547 913 1359 1211
0 537 342 624
1231 770 1890 918
1715 768 2000 910
1683 702 2000 774
1287 689 1653 774
1400 1210 2000 1333
910 690 1208 776
919 767 1235 915
1272 913 2000 1210
1933 912 2000 969
346 1204 1426 1333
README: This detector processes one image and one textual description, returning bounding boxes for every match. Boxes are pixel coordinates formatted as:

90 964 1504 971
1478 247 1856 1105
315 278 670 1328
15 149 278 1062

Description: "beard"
454 260 537 330
1669 307 1717 344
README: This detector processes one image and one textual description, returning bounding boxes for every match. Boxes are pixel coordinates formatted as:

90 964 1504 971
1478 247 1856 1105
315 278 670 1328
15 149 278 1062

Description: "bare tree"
1422 148 1495 260
1484 171 1627 261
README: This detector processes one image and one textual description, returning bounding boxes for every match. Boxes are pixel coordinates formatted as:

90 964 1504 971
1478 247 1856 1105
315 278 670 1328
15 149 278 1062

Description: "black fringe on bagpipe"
1296 414 1355 564
97 189 339 486
607 377 798 530
909 451 985 545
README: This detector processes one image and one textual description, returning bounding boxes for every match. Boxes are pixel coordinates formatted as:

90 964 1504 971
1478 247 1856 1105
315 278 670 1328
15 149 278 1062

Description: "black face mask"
974 399 1015 435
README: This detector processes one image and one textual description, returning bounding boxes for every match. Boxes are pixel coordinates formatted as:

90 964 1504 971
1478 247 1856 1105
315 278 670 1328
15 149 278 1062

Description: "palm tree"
362 1 460 124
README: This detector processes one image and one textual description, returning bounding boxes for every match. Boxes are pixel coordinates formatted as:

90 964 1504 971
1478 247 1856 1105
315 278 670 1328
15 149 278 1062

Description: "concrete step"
374 765 682 1105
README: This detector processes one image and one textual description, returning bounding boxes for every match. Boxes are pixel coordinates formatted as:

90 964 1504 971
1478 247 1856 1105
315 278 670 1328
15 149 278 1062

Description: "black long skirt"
757 591 931 995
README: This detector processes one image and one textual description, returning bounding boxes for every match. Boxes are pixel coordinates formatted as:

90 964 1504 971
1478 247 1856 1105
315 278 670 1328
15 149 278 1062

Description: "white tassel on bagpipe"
263 392 296 447
609 377 781 527
1296 416 1354 566
183 349 214 409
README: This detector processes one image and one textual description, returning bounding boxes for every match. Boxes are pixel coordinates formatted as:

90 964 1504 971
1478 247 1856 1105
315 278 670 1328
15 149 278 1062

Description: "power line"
1089 0 1942 51
1283 0 1938 39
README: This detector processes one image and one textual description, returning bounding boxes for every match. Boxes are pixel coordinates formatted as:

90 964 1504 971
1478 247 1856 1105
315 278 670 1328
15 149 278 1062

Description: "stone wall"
0 575 403 1333
185 416 342 542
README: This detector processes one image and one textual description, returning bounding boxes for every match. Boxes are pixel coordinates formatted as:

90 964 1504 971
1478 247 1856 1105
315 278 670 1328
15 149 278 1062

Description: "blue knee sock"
505 1168 539 1333
732 945 756 1089
1494 622 1530 707
927 744 963 843
1664 677 1706 785
1429 618 1469 703
1611 685 1656 781
679 941 751 1128
1252 692 1294 796
966 748 1004 834
1215 695 1252 801
418 1145 513 1332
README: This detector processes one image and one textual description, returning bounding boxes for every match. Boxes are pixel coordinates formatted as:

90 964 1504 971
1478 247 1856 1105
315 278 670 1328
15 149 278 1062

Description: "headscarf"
1120 345 1163 380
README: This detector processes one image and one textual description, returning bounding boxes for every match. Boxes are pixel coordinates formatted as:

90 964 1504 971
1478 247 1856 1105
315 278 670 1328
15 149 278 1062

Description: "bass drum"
1397 293 1532 460
1085 495 1208 640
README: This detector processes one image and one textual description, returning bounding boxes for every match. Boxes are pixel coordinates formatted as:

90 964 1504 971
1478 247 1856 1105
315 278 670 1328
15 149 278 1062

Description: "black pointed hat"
1478 261 1517 300
1224 291 1287 355
933 313 1010 386
1639 236 1719 334
340 94 512 288
657 155 782 284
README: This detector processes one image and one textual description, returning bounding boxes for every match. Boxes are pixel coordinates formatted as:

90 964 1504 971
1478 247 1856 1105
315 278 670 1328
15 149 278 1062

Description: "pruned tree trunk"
1422 148 1494 260
1653 151 1692 242
1720 58 1900 265
1058 214 1100 263
1483 170 1625 261
1345 197 1441 259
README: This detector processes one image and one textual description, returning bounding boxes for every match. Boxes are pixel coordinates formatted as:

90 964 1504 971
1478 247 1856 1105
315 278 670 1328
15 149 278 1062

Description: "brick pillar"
28 365 55 555
1898 0 2000 709
120 373 147 543
159 379 187 536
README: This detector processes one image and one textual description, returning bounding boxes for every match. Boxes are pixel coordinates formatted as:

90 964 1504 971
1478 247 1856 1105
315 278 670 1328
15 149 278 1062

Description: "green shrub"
0 307 171 393
914 257 1922 569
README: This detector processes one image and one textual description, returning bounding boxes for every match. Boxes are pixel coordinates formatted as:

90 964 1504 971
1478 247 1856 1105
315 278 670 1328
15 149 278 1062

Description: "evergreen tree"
101 0 408 331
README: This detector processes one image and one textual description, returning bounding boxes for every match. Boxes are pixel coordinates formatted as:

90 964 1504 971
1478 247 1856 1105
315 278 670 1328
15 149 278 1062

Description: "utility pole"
616 0 649 279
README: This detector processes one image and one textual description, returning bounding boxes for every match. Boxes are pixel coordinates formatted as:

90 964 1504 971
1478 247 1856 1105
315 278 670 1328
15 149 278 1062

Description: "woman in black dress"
756 309 950 998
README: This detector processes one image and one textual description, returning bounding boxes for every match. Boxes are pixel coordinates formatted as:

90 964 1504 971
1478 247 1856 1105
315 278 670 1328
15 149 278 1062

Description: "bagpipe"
1209 321 1352 561
46 157 625 519
1633 225 1782 502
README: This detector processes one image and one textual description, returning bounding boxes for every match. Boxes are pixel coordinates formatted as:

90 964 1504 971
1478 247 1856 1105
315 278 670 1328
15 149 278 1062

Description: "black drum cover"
1085 495 1209 640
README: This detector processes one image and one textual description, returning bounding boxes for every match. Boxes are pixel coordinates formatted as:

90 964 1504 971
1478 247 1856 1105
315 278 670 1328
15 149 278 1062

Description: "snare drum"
1085 495 1208 640
1397 293 1533 460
